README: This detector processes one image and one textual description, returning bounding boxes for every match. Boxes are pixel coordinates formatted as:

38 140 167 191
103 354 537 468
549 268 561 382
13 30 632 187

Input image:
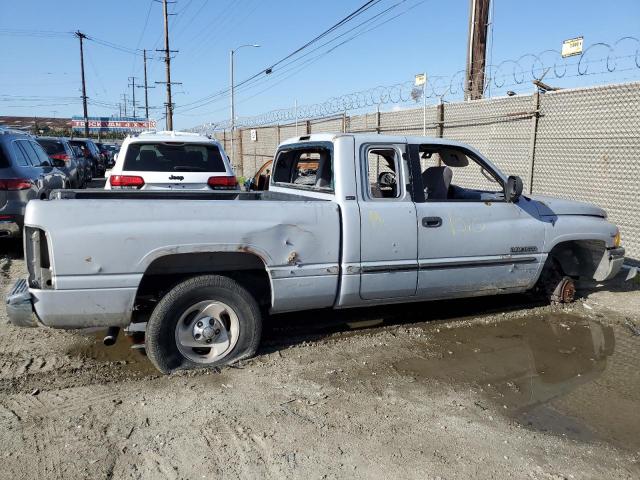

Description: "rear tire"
145 275 262 374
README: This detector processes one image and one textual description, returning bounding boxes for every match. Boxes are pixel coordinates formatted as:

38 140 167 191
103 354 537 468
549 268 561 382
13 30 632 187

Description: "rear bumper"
32 286 136 328
5 278 136 329
5 279 38 327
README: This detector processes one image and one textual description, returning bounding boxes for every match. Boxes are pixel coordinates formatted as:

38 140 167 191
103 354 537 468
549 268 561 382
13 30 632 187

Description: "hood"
528 194 607 218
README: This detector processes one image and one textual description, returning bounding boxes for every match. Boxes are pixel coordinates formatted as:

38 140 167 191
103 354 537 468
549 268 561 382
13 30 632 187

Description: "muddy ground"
1 244 640 479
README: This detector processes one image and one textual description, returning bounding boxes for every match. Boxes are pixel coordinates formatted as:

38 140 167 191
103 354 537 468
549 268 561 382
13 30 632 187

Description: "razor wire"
191 35 640 132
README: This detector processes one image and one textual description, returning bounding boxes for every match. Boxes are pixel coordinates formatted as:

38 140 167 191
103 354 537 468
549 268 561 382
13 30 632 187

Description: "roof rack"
0 126 31 136
139 130 203 137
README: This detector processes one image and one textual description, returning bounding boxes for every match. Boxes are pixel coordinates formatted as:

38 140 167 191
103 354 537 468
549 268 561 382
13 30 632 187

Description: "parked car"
36 137 82 188
105 131 236 190
69 138 105 178
6 133 625 374
69 144 91 186
0 127 67 238
95 142 113 166
99 143 118 168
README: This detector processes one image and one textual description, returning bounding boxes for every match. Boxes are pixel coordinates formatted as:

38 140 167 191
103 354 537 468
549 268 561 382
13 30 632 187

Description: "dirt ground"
1 244 639 479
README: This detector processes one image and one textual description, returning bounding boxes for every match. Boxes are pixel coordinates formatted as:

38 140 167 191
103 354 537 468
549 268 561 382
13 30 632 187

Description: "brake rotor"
552 276 576 304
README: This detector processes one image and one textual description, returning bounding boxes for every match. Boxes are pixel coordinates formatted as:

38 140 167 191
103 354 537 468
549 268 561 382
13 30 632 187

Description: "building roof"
0 116 71 131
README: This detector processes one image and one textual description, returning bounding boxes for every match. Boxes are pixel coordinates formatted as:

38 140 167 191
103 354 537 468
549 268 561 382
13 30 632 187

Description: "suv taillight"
0 179 32 190
208 176 237 190
51 153 69 162
109 175 145 189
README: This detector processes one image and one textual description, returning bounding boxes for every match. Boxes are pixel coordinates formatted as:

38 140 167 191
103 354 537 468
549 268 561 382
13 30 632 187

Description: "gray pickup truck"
6 133 624 373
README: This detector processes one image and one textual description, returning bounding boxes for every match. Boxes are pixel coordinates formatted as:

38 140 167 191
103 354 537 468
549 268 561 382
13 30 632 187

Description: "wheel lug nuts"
214 329 221 335
209 318 215 326
206 339 212 344
196 321 203 328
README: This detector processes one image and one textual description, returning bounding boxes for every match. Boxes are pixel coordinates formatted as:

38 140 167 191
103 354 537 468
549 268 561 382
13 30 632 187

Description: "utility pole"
128 77 138 119
120 93 128 117
137 49 155 121
464 0 491 100
156 0 178 130
75 31 89 137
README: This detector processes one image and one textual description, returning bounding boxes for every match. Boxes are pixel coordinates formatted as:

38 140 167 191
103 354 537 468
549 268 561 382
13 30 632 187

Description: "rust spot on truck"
287 251 299 265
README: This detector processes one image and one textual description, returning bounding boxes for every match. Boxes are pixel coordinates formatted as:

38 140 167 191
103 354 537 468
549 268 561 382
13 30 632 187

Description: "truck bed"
51 189 324 202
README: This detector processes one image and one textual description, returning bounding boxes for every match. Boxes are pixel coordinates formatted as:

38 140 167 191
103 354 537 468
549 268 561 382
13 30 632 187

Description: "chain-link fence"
214 81 640 262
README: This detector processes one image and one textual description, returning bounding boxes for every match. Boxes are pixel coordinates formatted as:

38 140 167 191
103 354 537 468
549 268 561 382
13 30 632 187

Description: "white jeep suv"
105 131 237 190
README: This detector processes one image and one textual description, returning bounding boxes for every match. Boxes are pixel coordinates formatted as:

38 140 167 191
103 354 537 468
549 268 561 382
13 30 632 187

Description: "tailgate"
131 170 214 190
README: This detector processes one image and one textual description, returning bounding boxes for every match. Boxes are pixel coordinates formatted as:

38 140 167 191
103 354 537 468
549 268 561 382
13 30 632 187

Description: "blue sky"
1 0 639 129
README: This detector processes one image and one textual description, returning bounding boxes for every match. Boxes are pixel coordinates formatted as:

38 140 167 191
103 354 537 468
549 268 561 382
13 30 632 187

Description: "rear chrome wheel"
145 275 262 374
174 300 240 364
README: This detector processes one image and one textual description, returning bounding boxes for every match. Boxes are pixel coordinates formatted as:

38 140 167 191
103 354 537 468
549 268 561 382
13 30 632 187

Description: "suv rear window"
37 140 65 156
123 142 226 172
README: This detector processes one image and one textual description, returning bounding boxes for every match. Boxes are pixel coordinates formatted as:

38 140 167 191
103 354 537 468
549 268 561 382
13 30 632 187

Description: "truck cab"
269 134 622 308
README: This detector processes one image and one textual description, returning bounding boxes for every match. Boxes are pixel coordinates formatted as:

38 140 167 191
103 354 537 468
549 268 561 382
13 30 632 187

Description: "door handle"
422 216 442 228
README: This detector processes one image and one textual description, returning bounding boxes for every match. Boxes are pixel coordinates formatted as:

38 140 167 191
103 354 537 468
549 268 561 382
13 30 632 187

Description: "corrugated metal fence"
214 81 640 261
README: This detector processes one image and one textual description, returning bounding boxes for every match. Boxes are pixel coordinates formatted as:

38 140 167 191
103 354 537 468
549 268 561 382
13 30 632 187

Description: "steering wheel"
378 171 396 189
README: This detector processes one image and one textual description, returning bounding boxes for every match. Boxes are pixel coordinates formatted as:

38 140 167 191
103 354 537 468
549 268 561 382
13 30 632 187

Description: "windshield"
123 142 226 172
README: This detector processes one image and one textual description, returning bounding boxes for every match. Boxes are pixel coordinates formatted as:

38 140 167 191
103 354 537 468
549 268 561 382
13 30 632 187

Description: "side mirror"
40 159 51 167
505 175 523 202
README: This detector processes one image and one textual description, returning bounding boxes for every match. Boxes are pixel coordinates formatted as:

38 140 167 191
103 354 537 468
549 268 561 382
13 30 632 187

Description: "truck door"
409 143 545 298
358 143 418 300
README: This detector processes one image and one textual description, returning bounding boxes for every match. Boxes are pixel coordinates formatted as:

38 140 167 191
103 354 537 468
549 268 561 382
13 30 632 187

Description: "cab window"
272 144 333 192
418 145 504 202
365 147 401 199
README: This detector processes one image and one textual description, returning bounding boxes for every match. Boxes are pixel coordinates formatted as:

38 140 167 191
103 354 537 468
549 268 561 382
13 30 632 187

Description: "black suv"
69 138 105 178
36 137 84 188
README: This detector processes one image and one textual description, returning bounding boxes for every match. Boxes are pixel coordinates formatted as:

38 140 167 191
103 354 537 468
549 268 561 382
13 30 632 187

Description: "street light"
230 44 260 165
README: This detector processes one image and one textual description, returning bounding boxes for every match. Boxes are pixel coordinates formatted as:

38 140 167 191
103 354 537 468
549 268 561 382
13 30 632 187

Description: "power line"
85 34 144 56
131 0 155 75
269 0 384 71
181 0 240 49
0 28 72 38
172 0 209 39
175 0 389 111
177 0 422 113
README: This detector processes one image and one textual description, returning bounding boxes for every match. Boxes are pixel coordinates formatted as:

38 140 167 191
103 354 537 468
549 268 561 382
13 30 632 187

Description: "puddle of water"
68 330 157 377
395 313 640 450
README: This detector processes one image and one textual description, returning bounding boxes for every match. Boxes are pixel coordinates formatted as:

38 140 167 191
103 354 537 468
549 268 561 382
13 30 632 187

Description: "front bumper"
596 247 625 282
5 279 38 327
